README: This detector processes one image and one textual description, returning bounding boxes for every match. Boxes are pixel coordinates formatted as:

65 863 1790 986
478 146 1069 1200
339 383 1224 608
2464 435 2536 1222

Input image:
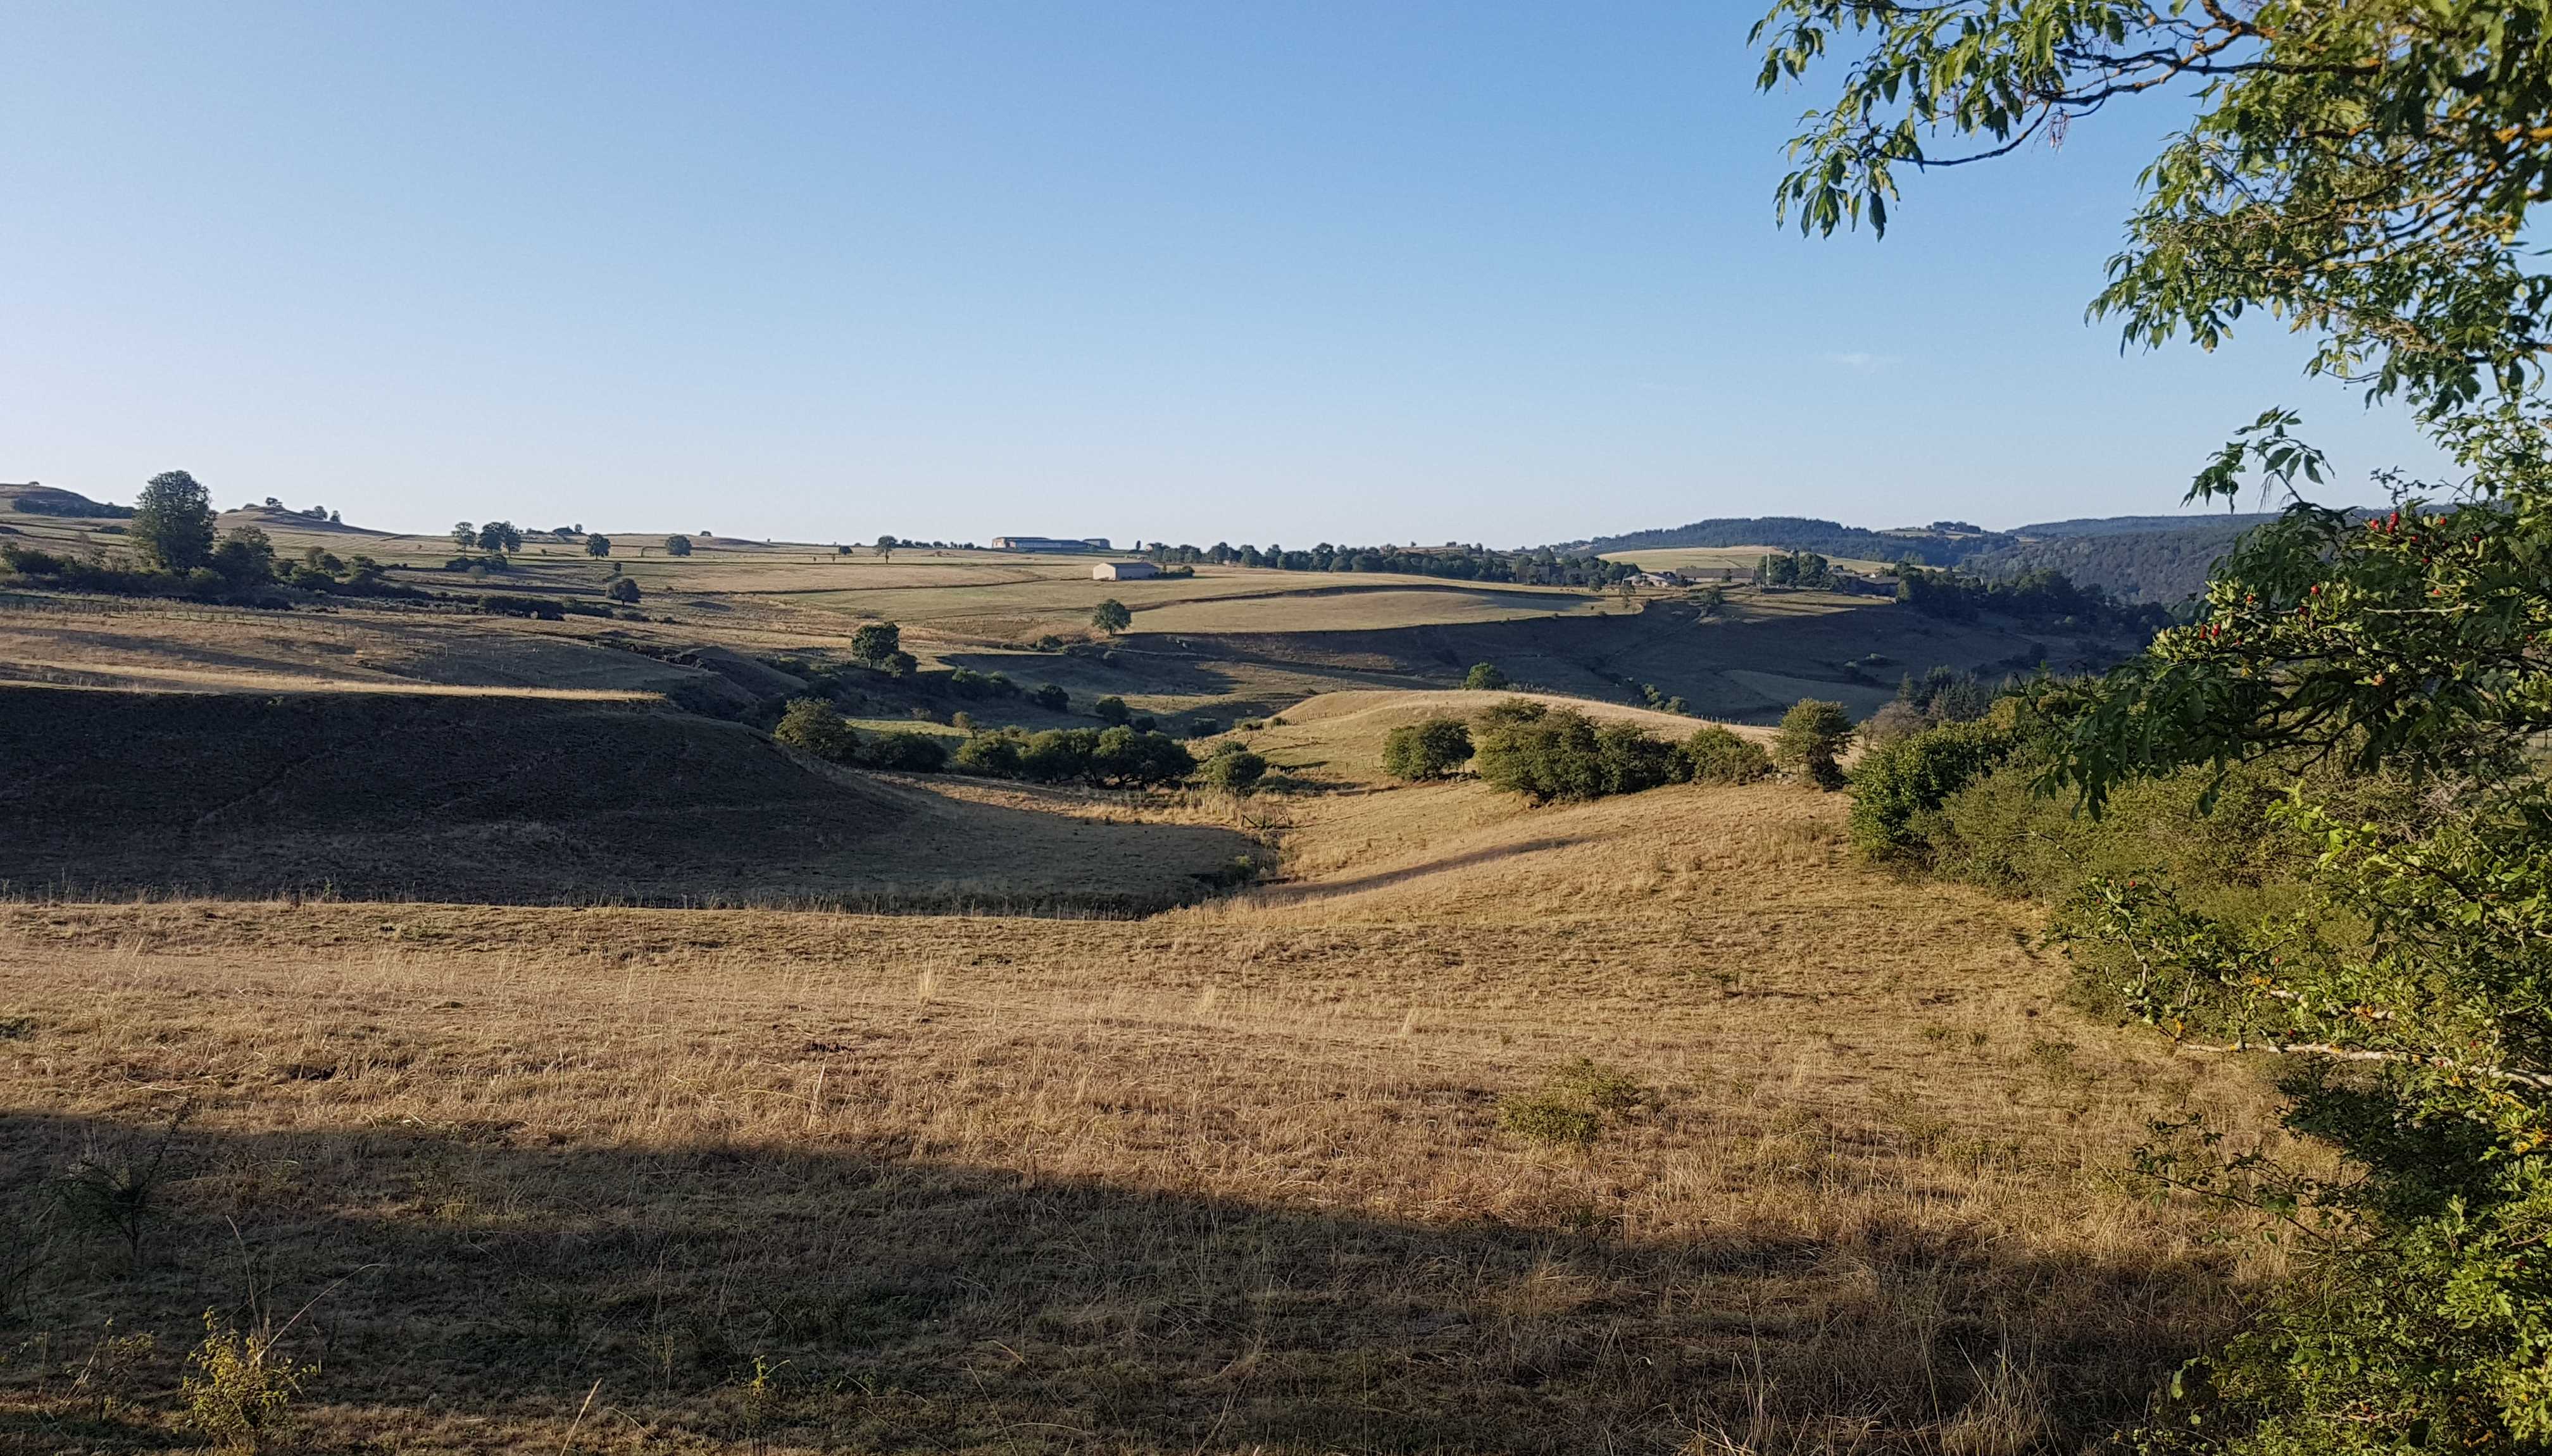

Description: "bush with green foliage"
1463 662 1508 690
1091 598 1132 635
1092 695 1131 726
864 730 948 773
1767 3 2552 1448
605 576 641 604
1679 725 1770 784
1028 683 1068 711
1198 744 1267 793
1844 711 2018 863
948 725 1195 789
1473 706 1611 803
1381 718 1473 781
663 534 692 557
585 533 611 557
773 698 860 762
1769 699 1853 790
1497 1059 1650 1146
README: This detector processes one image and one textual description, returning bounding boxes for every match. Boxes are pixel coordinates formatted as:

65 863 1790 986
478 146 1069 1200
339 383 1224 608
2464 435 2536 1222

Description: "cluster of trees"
261 498 339 522
451 521 523 554
949 725 1198 788
1570 516 1993 566
1136 540 1638 588
8 490 133 519
1382 699 1779 801
1859 666 1989 747
1891 563 2171 633
772 699 950 772
1754 550 1836 588
1960 523 2260 606
1770 3 2552 1450
1 472 404 605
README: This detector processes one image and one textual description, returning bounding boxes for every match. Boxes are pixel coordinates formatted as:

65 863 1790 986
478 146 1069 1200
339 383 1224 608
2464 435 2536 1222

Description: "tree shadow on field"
0 1112 2230 1455
1251 838 1585 905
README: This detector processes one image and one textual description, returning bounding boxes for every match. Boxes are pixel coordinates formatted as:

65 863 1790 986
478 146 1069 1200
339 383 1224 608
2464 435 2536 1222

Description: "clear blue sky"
4 3 2439 547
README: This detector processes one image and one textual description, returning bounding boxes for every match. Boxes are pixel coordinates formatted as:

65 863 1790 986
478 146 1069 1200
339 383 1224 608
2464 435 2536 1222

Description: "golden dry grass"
0 695 2289 1454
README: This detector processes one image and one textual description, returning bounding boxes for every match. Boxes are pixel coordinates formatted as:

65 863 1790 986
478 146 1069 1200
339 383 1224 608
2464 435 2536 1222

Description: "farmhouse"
991 536 1111 552
1092 560 1160 581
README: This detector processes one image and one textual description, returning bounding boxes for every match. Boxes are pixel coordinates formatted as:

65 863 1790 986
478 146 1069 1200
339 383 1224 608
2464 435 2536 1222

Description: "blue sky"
3 3 2440 546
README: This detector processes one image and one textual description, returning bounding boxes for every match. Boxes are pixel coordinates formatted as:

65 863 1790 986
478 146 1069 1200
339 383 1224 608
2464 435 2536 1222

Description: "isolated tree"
130 471 216 573
1381 718 1473 781
1092 695 1131 726
1768 699 1852 790
1463 662 1508 691
451 521 477 550
1091 598 1132 635
585 534 611 558
849 622 900 666
663 534 692 557
1029 683 1069 712
606 577 642 604
1764 4 2552 1448
875 534 897 562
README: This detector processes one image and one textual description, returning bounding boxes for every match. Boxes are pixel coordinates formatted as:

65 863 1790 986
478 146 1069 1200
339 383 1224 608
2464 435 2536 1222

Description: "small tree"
208 527 277 592
606 577 642 604
773 698 859 762
875 534 898 561
1382 718 1474 780
1463 662 1508 690
1092 695 1131 726
849 623 901 666
663 535 693 557
585 534 611 558
451 521 477 551
1029 683 1069 711
1091 599 1132 635
1770 699 1853 790
132 471 217 573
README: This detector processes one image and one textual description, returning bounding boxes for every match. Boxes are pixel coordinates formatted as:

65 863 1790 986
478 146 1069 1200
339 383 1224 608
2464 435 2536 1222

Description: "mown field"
0 689 2287 1455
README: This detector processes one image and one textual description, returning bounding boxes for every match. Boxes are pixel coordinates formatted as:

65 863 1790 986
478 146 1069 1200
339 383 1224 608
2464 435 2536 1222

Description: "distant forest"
1557 511 2311 606
1142 540 1638 588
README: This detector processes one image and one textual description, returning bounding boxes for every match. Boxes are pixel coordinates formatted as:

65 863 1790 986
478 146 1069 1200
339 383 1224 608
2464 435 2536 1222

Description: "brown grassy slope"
0 685 1254 910
0 696 2289 1454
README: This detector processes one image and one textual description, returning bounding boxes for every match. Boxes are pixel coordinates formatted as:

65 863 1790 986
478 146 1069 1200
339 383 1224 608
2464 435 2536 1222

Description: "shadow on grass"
0 1111 2230 1455
1249 838 1586 906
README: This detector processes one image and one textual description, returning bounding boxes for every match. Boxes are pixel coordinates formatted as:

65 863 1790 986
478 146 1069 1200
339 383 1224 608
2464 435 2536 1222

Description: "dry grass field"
0 691 2289 1455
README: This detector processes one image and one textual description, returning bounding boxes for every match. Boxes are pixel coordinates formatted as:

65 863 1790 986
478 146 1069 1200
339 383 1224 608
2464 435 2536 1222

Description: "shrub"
605 577 642 604
1846 714 2020 864
1473 707 1606 802
1770 699 1854 790
773 698 860 762
1198 746 1267 793
864 730 948 772
1680 725 1770 783
1187 718 1220 738
952 731 1024 777
1090 726 1194 787
1382 718 1473 780
1463 662 1509 690
1498 1059 1649 1146
882 651 917 678
1018 728 1096 783
182 1311 310 1454
1595 720 1687 795
1092 695 1131 726
663 534 692 557
585 533 611 557
1028 683 1068 711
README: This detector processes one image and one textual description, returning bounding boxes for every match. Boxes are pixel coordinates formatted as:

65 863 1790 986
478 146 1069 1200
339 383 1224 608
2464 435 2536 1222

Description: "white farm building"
1092 561 1160 581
